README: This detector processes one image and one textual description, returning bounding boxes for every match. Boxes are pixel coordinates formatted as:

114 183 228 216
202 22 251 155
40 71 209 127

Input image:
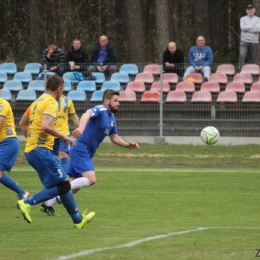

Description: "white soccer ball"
200 126 220 145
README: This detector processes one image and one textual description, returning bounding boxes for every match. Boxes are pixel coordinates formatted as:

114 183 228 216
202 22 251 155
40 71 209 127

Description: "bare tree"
155 0 170 62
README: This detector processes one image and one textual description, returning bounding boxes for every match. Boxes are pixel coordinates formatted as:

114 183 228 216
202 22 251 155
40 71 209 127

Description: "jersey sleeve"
87 106 101 118
25 107 30 116
68 99 76 115
43 100 58 119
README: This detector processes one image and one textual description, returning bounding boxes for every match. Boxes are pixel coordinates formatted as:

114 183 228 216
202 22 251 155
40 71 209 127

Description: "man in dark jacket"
88 35 117 77
162 42 185 78
66 39 95 80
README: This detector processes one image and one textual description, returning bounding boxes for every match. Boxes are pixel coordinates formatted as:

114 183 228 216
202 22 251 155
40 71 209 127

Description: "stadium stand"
119 90 137 102
125 81 146 93
209 73 228 84
141 91 160 102
240 64 260 75
165 90 186 102
1 89 11 101
150 81 170 92
90 90 104 102
23 63 42 75
225 82 245 93
242 91 260 102
143 64 161 75
215 64 235 75
16 89 36 101
200 82 220 93
3 80 22 92
62 72 78 84
233 73 253 84
0 72 7 83
250 82 260 92
92 72 105 84
67 90 87 101
134 73 154 84
77 81 96 92
175 81 195 93
27 80 45 92
13 72 32 83
191 90 212 102
184 73 203 84
0 63 17 75
162 73 179 84
119 63 139 76
216 91 237 102
100 81 121 91
64 80 72 92
110 72 130 84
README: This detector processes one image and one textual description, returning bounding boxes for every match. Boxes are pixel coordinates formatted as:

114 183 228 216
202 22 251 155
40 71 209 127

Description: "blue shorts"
25 148 67 188
0 137 19 172
53 136 71 156
68 143 94 179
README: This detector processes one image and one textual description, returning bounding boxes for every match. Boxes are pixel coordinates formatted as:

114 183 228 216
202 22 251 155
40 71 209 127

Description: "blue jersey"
77 104 118 157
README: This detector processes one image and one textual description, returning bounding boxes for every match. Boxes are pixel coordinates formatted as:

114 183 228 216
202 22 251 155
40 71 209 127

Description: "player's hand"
128 142 139 150
72 128 82 138
61 135 76 146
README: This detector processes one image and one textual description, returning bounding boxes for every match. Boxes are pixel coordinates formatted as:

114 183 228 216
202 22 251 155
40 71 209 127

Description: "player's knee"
59 151 68 158
88 176 96 186
57 180 71 195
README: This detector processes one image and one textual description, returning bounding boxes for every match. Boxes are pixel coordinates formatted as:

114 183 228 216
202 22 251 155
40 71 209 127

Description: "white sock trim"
70 177 90 190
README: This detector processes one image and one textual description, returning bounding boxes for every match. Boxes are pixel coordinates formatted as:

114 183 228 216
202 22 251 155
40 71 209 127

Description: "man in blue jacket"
238 4 260 71
183 36 213 82
88 35 117 77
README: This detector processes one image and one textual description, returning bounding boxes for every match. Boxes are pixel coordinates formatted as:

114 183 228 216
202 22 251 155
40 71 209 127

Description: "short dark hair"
46 75 64 91
48 41 56 45
102 89 119 102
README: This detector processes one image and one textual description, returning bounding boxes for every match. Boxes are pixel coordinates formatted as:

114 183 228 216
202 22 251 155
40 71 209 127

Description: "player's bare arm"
110 134 139 150
19 113 29 138
72 112 91 138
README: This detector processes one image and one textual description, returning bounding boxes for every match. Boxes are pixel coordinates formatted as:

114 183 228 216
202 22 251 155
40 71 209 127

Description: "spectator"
88 35 117 77
238 4 260 71
41 41 65 77
183 36 213 82
163 41 185 79
65 39 95 80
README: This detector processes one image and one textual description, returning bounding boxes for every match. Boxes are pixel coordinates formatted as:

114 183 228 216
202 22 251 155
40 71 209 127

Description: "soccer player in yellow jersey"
17 75 95 228
0 95 29 200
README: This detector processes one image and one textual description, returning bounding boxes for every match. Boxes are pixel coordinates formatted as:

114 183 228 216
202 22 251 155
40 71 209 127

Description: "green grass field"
1 143 260 260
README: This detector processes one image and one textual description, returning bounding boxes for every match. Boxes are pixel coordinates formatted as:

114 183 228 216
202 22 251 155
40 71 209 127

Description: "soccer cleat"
17 200 32 223
40 203 58 216
74 210 95 229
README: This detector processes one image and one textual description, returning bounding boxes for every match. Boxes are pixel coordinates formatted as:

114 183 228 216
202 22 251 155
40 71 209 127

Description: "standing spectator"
17 75 95 228
238 4 260 71
88 35 117 77
163 42 185 79
41 41 65 77
0 93 29 201
65 39 95 80
183 36 213 82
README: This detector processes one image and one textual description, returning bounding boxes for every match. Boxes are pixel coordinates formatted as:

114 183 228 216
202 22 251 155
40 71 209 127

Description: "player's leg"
58 137 70 174
0 138 29 199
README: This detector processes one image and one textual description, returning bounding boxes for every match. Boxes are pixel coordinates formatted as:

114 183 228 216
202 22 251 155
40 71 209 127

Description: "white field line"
52 227 210 260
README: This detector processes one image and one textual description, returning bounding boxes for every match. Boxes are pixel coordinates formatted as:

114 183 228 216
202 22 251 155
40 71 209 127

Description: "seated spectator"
41 41 65 77
65 39 95 80
163 42 184 79
183 36 213 81
87 35 117 77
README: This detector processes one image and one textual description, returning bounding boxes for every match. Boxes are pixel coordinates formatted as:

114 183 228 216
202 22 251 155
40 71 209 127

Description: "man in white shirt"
238 4 260 71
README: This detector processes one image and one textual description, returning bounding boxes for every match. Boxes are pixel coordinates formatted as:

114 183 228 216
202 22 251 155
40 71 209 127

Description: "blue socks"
0 174 25 198
61 158 69 174
60 191 82 223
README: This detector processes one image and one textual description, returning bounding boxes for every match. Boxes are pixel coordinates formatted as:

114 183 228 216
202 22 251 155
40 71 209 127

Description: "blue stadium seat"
16 89 37 101
92 72 105 84
0 72 7 83
62 72 78 83
64 80 72 92
90 90 104 102
0 63 17 75
119 63 139 75
27 80 45 92
3 80 23 92
110 72 130 84
77 81 96 92
23 63 42 75
1 89 11 101
13 72 32 83
67 90 87 101
101 81 121 91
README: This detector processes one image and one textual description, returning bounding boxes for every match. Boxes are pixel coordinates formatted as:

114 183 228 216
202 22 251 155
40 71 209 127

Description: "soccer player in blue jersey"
0 94 29 201
44 89 139 211
17 75 95 228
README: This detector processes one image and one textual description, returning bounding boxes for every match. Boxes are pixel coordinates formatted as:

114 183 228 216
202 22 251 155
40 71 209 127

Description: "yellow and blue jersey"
25 92 58 153
0 97 17 142
55 96 76 136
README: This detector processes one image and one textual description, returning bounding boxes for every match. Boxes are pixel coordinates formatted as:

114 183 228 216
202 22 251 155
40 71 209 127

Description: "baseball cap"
246 4 254 9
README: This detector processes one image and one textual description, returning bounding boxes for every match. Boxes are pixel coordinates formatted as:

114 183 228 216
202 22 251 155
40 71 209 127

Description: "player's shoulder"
95 104 107 111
